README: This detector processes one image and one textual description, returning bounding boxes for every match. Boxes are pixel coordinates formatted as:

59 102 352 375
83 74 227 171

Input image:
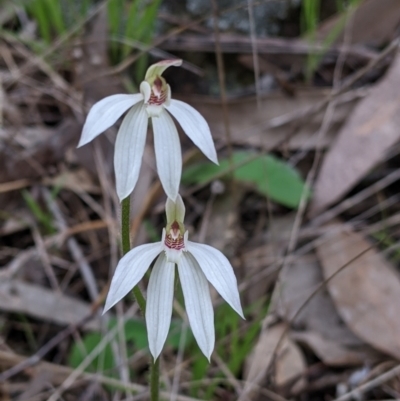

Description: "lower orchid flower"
103 195 244 360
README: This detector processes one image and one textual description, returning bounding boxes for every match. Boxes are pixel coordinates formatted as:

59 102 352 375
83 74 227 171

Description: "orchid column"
78 59 243 401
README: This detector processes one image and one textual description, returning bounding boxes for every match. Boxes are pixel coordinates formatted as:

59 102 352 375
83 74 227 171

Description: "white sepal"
187 241 244 319
114 103 148 201
178 253 215 360
166 194 185 224
175 194 186 222
144 59 182 81
166 99 218 164
152 112 182 201
103 242 162 313
166 197 175 223
79 94 143 147
146 253 175 359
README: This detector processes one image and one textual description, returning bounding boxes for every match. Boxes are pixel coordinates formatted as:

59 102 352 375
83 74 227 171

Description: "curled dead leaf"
316 226 400 360
310 51 400 215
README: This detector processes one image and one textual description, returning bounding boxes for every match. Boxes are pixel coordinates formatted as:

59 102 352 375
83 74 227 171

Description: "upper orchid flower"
103 195 244 360
78 59 218 201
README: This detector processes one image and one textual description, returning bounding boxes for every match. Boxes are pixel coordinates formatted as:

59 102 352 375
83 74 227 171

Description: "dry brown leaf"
200 190 243 305
272 253 382 366
0 279 99 330
44 168 101 195
243 215 296 305
317 0 400 47
0 350 198 401
316 226 400 360
203 189 241 260
292 331 369 366
162 33 375 63
180 88 362 151
0 119 80 183
242 322 306 399
0 127 54 149
310 52 400 214
273 254 362 346
244 322 285 382
275 337 306 392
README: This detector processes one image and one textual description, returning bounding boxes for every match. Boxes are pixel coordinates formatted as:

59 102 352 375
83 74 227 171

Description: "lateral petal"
166 100 218 164
187 241 244 319
114 103 148 201
79 94 143 147
146 254 175 359
178 253 215 360
103 242 162 313
152 112 182 201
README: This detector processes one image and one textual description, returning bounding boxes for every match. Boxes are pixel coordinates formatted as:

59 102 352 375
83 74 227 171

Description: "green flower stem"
150 357 160 401
121 196 159 401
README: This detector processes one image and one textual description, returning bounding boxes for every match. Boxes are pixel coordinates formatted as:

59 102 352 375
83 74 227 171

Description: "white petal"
178 253 215 360
140 81 151 103
166 100 218 164
187 241 244 319
165 84 172 106
152 112 182 201
78 94 143 147
146 254 175 359
114 103 148 201
103 242 162 313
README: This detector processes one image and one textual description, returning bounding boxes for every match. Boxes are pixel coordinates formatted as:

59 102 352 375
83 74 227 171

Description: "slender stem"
150 357 160 401
121 197 146 312
121 196 159 401
121 197 132 256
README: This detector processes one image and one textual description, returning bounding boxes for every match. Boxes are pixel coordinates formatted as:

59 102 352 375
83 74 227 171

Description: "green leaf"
68 318 194 374
189 300 268 399
68 332 114 373
45 0 65 36
122 318 148 349
182 151 310 208
68 319 149 374
29 0 51 44
22 190 55 234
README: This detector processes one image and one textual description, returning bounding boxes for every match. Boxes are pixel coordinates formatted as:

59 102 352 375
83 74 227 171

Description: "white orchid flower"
103 195 243 360
78 59 218 201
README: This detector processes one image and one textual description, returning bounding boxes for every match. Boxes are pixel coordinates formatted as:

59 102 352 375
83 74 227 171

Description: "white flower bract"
78 59 218 202
103 195 244 360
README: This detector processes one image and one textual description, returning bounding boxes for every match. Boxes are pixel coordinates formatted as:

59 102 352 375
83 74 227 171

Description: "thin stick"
334 364 400 401
210 0 234 175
